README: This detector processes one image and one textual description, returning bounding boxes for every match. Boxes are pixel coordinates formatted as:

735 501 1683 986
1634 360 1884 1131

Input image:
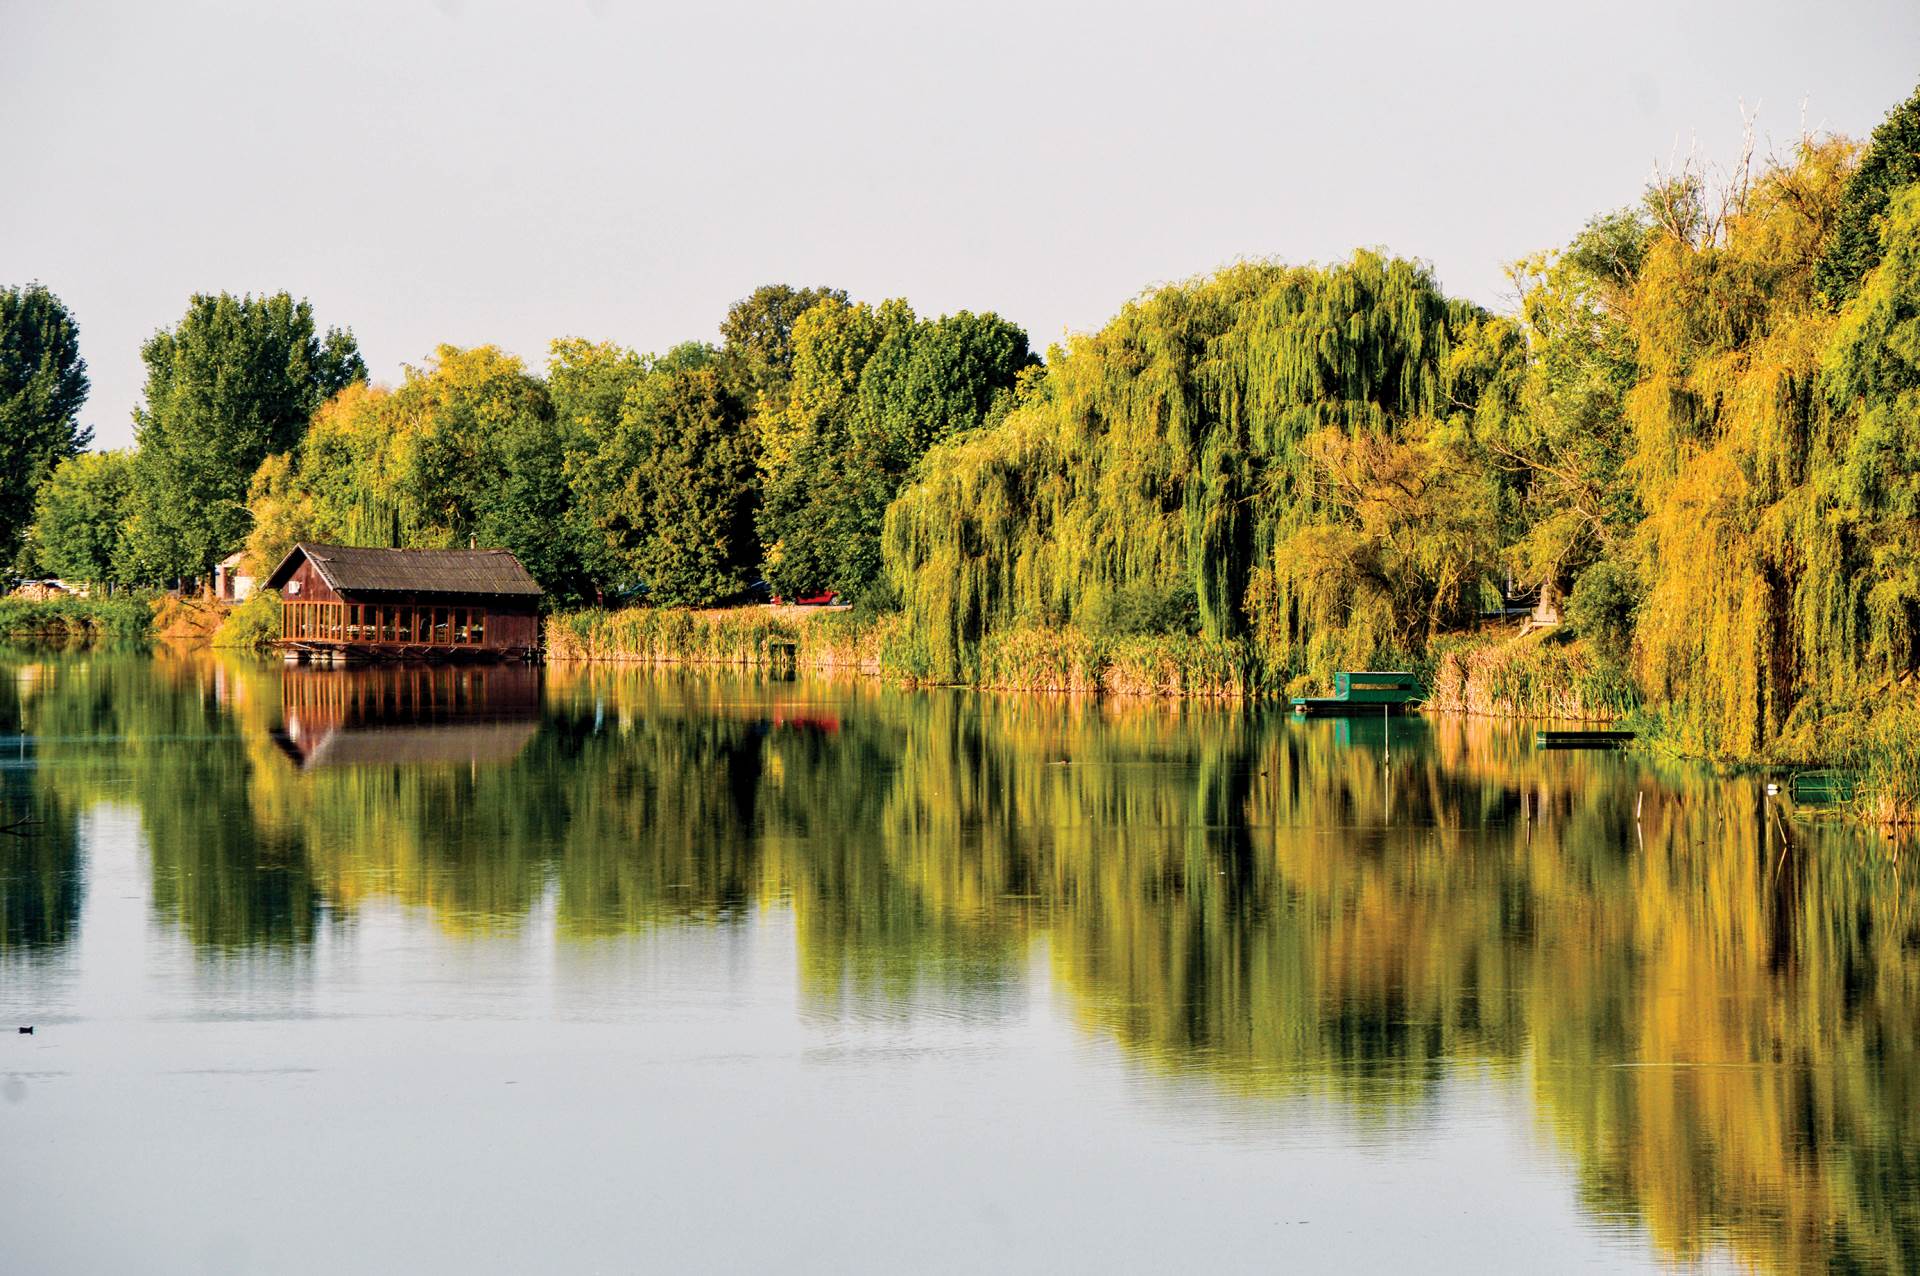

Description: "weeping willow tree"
882 253 1523 683
1620 137 1920 759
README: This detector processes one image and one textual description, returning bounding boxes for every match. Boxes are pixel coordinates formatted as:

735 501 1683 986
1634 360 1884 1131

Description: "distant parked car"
794 590 839 606
721 579 773 606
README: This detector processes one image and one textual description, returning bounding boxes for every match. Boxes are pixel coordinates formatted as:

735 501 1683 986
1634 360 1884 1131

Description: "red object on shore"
796 591 837 605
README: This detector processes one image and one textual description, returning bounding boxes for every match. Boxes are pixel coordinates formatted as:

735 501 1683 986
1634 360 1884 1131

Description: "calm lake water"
1 649 1915 1274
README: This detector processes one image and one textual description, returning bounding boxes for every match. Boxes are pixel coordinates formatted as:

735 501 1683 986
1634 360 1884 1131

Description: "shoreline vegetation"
5 590 1916 825
541 603 1919 827
7 87 1920 827
545 605 1621 711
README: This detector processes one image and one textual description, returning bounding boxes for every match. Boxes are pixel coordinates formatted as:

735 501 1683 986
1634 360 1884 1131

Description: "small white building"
214 552 256 603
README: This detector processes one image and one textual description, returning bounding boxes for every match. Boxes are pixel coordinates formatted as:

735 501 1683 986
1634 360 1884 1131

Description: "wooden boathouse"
264 543 543 662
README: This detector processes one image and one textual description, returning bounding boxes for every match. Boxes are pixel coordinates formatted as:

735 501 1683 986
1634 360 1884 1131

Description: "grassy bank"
0 595 153 642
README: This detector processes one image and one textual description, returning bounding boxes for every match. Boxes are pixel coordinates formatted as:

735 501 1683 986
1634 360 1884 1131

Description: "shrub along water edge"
0 594 153 642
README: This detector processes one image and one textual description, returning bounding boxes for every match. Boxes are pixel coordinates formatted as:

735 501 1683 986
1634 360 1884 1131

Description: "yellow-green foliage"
1628 143 1920 760
210 590 282 650
1426 632 1637 722
884 252 1522 687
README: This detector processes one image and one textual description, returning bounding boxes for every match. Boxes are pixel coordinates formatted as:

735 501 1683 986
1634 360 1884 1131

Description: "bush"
211 590 282 649
1082 582 1200 640
0 594 152 642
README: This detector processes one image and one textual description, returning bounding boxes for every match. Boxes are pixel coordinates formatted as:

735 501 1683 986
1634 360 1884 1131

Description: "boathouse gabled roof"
263 543 544 598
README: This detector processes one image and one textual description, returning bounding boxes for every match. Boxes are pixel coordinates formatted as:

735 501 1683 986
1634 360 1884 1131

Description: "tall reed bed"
550 609 1255 698
1832 695 1920 827
546 606 895 674
1425 633 1637 721
974 625 1255 697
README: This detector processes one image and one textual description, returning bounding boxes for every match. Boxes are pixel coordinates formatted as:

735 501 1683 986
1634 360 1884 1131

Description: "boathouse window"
275 604 501 646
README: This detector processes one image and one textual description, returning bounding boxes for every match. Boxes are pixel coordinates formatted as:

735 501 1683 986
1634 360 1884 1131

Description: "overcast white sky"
4 0 1918 450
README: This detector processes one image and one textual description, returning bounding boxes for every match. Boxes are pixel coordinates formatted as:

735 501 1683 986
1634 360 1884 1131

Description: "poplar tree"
126 292 363 583
0 283 90 570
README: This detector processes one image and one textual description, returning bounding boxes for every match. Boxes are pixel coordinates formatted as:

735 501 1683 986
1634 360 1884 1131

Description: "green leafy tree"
382 346 570 593
241 346 602 603
717 283 848 410
127 292 363 584
550 338 652 598
760 301 1034 602
1816 82 1920 304
28 450 136 586
884 254 1519 682
580 365 757 605
0 284 90 569
1491 209 1648 594
1821 184 1920 676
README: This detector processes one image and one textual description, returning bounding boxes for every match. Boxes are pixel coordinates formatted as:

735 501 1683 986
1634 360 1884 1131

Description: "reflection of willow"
909 703 1919 1271
1530 790 1919 1272
543 667 1029 1013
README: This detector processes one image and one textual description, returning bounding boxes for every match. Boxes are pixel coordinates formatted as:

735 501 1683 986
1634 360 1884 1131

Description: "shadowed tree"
1816 82 1920 304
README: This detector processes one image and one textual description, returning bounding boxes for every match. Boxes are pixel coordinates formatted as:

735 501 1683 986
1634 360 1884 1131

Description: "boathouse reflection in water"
273 664 541 769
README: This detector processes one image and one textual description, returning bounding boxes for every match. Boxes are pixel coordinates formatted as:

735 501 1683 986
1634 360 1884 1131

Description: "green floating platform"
1534 729 1636 749
1291 696 1418 717
1789 770 1858 804
1291 671 1424 717
1336 671 1419 696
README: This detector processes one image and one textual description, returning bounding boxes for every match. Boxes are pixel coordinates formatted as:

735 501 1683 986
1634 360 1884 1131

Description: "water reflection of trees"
3 649 1916 1269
